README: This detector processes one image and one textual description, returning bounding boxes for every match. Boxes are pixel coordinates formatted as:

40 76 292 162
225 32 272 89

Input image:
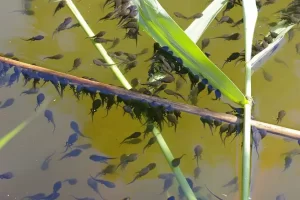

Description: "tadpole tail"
78 132 91 139
219 132 224 144
208 125 214 135
85 36 95 39
52 30 57 39
102 0 110 9
143 132 149 139
253 142 260 159
97 17 106 23
282 165 289 172
222 61 228 68
20 38 29 41
143 145 148 154
41 81 48 87
52 122 56 133
127 177 138 185
58 155 67 161
119 141 125 147
234 58 244 67
222 136 227 147
210 37 223 40
95 171 102 178
229 133 239 144
204 184 223 200
115 162 123 171
61 146 69 154
144 56 154 62
222 9 227 17
130 113 135 120
91 113 94 122
52 84 61 97
102 109 109 118
178 95 186 102
158 189 167 195
60 90 64 99
224 132 233 147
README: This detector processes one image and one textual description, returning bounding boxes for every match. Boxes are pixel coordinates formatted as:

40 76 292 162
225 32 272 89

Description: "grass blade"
184 0 227 43
250 21 294 73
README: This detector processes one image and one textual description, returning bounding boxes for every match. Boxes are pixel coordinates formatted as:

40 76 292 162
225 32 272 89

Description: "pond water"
0 0 300 200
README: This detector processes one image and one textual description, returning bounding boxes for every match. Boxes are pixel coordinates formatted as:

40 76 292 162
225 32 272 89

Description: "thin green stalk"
0 97 52 150
242 67 252 200
241 0 257 199
152 129 197 200
65 1 196 199
65 0 131 90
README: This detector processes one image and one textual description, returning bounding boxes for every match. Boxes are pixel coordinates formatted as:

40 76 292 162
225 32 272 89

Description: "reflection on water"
0 0 300 200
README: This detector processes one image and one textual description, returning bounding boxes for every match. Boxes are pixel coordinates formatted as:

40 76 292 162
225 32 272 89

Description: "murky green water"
1 0 300 200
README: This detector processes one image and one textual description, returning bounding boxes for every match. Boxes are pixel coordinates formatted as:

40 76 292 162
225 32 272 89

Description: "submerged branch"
1 56 299 140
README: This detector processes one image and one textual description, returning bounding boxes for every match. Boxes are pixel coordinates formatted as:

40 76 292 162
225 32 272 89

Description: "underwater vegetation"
1 0 300 200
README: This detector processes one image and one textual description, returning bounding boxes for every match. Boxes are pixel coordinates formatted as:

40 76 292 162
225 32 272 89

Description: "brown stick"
1 56 299 139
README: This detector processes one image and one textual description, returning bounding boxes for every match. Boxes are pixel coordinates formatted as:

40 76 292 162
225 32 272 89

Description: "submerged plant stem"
64 1 196 199
152 129 196 200
65 0 131 90
242 70 252 200
0 97 52 150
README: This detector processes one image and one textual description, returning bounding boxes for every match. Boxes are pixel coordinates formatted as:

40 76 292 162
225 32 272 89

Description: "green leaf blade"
185 0 227 43
134 0 248 106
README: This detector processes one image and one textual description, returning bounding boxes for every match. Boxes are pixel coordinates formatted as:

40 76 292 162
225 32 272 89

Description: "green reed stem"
65 0 131 90
242 1 258 199
152 128 197 200
65 1 196 199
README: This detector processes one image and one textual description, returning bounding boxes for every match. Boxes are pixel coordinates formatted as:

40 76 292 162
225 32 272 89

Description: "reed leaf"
132 0 248 106
183 0 294 73
184 0 227 43
250 21 294 73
